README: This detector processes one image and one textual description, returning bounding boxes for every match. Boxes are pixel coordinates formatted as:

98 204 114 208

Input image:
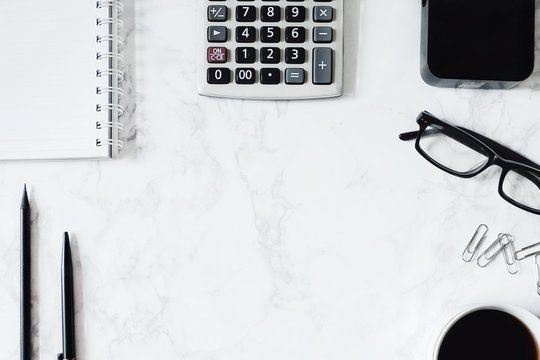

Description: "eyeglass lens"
419 124 489 175
502 170 540 211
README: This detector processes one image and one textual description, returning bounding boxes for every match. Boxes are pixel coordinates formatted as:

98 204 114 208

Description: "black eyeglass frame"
400 111 540 215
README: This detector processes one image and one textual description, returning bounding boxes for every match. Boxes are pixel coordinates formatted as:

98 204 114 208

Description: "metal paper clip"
501 235 519 275
515 242 540 260
536 255 540 296
462 224 488 262
477 234 511 268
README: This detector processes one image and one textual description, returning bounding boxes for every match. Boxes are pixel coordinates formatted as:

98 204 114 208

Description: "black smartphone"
421 0 535 89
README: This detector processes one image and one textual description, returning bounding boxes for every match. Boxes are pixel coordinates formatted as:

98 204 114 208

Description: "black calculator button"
236 47 256 63
235 68 257 84
236 6 256 22
236 26 256 43
261 6 281 22
207 68 231 84
285 6 306 22
285 47 305 64
260 68 281 84
260 26 281 43
260 47 281 64
285 27 305 43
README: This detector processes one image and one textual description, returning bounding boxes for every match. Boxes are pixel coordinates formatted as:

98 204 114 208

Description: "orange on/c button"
207 47 227 63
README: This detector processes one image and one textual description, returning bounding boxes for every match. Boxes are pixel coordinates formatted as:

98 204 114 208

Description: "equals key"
286 68 305 85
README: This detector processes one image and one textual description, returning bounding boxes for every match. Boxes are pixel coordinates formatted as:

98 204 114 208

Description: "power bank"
421 0 535 89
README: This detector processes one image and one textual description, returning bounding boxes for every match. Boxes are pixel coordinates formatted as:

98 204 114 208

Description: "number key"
285 6 306 22
207 68 231 84
285 47 305 64
285 27 305 43
236 68 256 85
236 26 256 43
261 47 280 64
236 6 256 22
261 26 281 43
236 47 256 64
261 6 281 22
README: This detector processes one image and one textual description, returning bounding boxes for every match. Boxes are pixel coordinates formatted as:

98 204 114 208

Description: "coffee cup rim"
433 304 540 360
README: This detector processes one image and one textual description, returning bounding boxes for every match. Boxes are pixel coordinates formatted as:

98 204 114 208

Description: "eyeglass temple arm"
399 128 444 141
398 131 418 141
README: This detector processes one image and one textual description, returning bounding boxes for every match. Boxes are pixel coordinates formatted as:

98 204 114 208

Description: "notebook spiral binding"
95 0 124 150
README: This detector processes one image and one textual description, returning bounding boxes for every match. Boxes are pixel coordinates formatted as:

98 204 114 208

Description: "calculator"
198 0 344 100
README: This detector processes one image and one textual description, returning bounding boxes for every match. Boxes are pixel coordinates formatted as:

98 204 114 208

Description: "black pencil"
20 185 31 360
61 233 76 360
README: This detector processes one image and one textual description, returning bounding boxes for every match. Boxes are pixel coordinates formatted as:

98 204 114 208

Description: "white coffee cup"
433 304 540 360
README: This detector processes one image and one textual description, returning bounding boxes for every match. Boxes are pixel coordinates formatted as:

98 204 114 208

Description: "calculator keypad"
199 0 343 99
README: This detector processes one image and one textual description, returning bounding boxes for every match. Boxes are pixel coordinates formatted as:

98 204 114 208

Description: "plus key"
313 48 333 85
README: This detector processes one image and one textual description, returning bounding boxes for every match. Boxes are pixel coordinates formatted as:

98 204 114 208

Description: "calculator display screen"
426 0 535 81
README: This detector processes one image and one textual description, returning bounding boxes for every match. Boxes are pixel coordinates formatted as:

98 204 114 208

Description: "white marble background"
2 0 540 359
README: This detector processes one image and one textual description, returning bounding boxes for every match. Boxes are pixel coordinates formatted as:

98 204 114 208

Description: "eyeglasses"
400 111 540 215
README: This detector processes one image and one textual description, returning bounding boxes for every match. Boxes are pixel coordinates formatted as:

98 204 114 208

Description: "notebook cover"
0 0 122 160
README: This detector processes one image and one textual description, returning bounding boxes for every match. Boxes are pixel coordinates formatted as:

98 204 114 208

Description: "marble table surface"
2 0 540 359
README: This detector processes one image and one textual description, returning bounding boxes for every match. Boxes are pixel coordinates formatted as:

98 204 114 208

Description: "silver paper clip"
501 235 519 275
477 234 511 268
515 242 540 260
462 224 488 262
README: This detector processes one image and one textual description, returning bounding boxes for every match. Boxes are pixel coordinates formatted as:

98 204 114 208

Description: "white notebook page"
0 0 112 160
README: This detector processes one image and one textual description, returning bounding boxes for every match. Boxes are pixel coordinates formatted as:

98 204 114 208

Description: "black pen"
59 233 76 360
20 185 31 360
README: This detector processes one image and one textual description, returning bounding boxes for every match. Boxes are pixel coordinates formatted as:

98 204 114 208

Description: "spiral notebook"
0 0 125 161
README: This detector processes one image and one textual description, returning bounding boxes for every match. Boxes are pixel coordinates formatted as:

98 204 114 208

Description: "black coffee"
438 309 538 360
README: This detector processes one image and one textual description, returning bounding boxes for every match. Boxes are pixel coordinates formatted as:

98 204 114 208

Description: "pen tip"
63 232 71 255
21 184 29 208
62 233 73 268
